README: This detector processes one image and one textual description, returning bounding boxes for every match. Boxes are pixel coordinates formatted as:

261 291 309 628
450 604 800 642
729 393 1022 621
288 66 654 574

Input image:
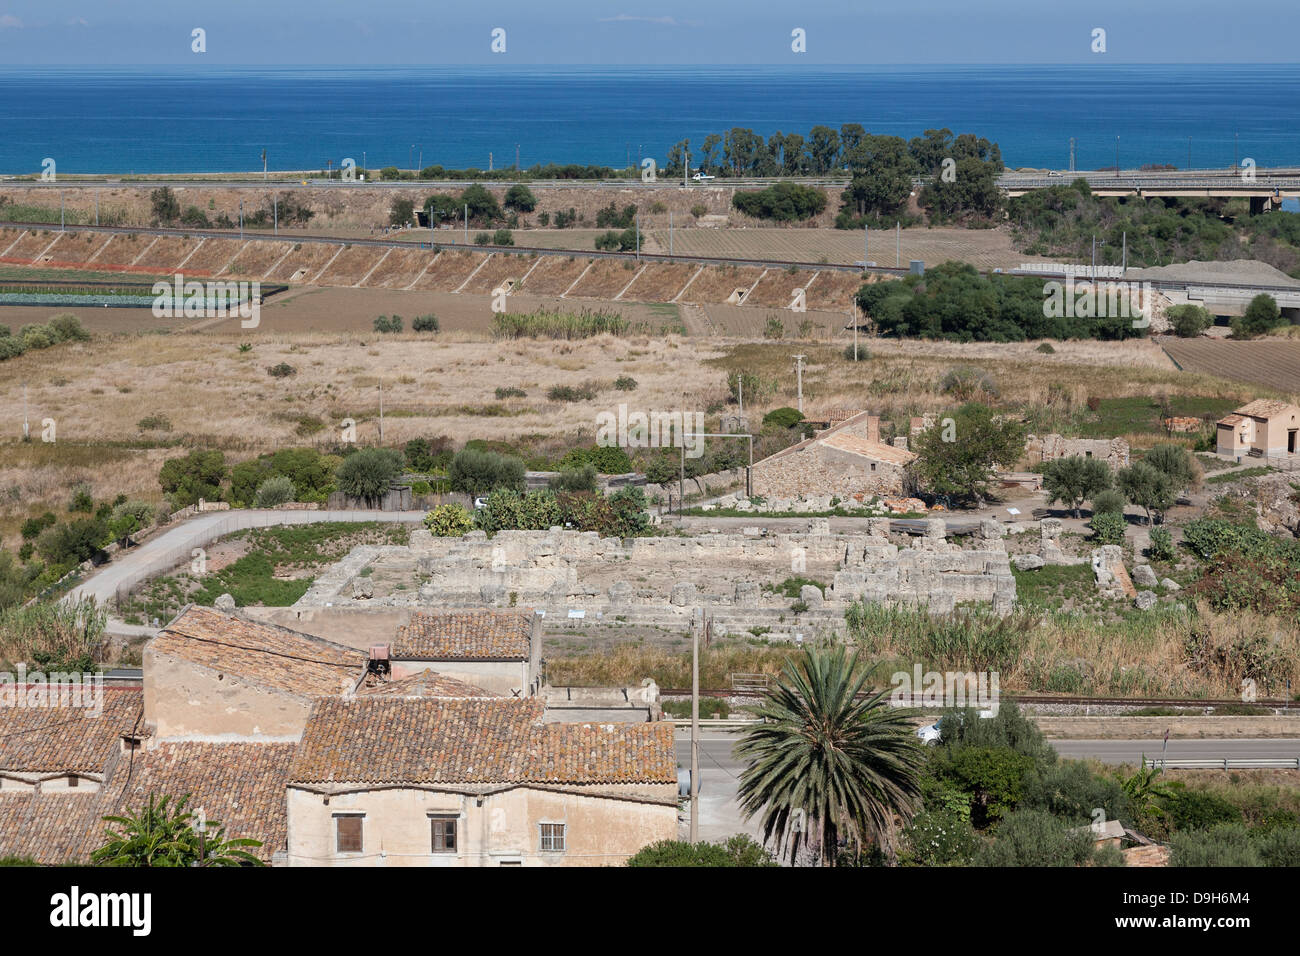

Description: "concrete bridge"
999 168 1300 212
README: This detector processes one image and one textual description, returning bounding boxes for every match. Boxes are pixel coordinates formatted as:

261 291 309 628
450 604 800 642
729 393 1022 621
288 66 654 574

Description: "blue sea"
0 64 1297 175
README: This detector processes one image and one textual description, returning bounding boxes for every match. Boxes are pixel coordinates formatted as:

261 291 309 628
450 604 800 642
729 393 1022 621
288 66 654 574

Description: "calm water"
0 64 1297 174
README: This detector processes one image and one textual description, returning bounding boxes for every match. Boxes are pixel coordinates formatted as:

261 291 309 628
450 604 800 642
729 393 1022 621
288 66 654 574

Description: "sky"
0 0 1295 65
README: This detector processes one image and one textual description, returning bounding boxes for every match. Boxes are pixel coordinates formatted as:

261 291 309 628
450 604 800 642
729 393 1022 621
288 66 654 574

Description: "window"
430 815 457 853
67 775 79 788
334 814 364 854
539 823 566 852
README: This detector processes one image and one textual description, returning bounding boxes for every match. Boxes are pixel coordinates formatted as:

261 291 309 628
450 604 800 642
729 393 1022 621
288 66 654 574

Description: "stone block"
1132 564 1159 588
1013 554 1046 571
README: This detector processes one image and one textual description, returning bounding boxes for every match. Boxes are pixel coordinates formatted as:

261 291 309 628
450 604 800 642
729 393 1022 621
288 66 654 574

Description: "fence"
1144 756 1300 771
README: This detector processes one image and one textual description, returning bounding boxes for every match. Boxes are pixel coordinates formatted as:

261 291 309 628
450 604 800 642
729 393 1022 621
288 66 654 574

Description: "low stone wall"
1034 715 1300 740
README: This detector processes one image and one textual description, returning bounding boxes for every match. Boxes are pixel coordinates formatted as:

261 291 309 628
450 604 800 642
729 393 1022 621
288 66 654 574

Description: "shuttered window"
334 814 363 853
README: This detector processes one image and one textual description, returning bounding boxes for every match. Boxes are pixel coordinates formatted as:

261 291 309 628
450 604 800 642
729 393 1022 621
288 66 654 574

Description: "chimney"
368 644 391 676
865 415 880 444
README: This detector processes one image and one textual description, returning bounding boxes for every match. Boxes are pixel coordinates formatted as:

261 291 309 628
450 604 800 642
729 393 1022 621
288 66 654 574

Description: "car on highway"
692 171 715 181
473 496 489 510
915 708 996 745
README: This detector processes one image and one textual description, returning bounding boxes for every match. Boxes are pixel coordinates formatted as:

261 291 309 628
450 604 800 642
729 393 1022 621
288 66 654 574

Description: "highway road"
674 733 1300 841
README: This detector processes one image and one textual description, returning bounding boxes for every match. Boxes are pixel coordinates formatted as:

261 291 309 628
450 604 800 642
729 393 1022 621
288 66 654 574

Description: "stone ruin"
293 517 1017 638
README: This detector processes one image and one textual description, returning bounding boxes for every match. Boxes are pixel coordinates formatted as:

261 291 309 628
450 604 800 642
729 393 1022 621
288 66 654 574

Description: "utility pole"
690 610 700 844
489 152 493 173
669 211 673 255
515 144 520 171
362 151 366 179
1187 137 1191 171
239 199 244 240
464 204 468 245
1069 137 1076 173
377 382 384 441
793 354 806 413
94 191 99 227
60 192 64 231
262 148 267 180
895 221 900 268
274 196 278 236
853 300 859 361
1122 231 1127 274
1235 132 1239 172
22 385 29 441
1115 136 1120 178
737 373 743 414
635 210 640 261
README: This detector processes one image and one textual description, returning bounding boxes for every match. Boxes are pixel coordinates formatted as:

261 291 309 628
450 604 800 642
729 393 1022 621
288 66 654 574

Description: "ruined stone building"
751 411 917 498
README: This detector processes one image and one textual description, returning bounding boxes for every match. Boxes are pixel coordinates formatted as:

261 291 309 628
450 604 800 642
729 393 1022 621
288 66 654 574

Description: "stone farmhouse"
0 605 676 866
1216 399 1300 460
1023 434 1131 471
751 411 917 499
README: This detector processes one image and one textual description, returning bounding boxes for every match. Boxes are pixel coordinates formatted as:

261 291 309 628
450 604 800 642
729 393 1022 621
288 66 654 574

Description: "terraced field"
568 258 643 299
1161 336 1300 395
459 252 537 295
515 255 589 296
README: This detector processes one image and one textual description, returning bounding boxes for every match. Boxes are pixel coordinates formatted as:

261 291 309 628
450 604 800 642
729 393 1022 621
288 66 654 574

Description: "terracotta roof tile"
821 432 919 466
392 610 533 661
289 698 675 786
357 668 498 699
1236 399 1296 419
0 687 142 774
150 606 365 697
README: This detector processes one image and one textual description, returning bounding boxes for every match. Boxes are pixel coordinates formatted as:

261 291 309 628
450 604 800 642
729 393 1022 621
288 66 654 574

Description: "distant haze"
0 0 1295 65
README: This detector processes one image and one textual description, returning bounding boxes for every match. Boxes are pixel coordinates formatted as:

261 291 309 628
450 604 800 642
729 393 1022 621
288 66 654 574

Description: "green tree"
912 403 1027 508
1231 293 1282 339
837 135 916 224
503 184 537 212
1042 455 1112 518
736 646 924 865
549 464 598 493
388 197 415 227
93 794 263 867
1116 461 1176 526
159 450 227 507
459 184 503 223
626 835 777 867
253 474 295 508
149 187 180 224
334 448 405 506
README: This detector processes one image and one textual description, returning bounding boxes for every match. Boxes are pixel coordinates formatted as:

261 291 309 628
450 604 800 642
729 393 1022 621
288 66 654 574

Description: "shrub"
423 504 475 537
842 343 870 361
1036 342 1056 353
1090 510 1127 545
47 314 89 342
373 315 403 333
1166 304 1212 337
491 308 627 340
1148 526 1175 562
21 512 57 541
939 365 999 401
473 232 491 246
613 375 637 391
491 228 514 246
36 518 107 567
388 197 415 227
448 448 525 496
762 316 785 339
267 362 296 378
411 314 439 333
549 465 599 494
503 184 537 212
1091 488 1127 516
137 414 172 432
494 386 526 399
1231 294 1282 338
626 835 777 867
762 406 804 429
253 474 296 508
973 809 1104 867
547 382 599 402
731 183 827 221
901 809 980 866
690 203 707 218
1165 788 1243 833
1170 823 1261 866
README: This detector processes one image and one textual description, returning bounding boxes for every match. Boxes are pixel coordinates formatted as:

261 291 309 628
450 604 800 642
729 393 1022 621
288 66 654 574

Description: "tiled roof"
151 606 365 697
0 738 294 864
289 698 676 786
1236 399 1296 419
0 687 142 774
821 431 918 466
357 668 498 699
1217 414 1246 427
392 610 532 661
115 742 295 862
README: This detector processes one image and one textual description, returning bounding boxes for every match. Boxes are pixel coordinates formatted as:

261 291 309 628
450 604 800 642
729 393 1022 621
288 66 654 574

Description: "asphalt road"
675 733 1300 841
64 509 426 632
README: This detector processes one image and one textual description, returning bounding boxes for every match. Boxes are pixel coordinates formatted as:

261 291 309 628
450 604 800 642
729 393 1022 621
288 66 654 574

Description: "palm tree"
736 645 925 865
93 793 263 867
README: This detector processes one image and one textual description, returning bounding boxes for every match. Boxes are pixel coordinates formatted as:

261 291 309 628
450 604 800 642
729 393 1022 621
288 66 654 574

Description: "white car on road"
692 172 715 181
916 709 996 745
